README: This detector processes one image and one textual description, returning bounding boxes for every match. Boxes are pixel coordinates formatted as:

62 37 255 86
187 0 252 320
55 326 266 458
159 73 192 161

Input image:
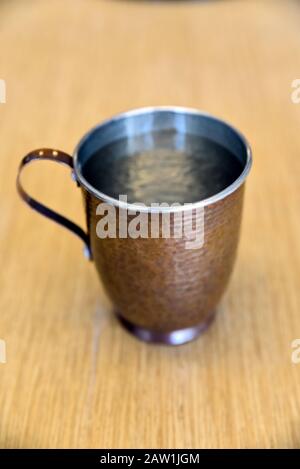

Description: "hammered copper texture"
82 185 244 333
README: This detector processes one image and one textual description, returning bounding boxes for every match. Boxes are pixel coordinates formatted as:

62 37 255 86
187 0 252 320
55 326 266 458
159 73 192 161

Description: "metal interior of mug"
73 107 252 212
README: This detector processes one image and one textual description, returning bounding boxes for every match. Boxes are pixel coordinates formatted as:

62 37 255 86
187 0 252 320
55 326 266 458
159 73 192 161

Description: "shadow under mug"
16 107 252 345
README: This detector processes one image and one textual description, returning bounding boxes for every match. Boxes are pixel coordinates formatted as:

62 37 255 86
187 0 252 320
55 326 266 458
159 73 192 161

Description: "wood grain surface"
0 0 300 449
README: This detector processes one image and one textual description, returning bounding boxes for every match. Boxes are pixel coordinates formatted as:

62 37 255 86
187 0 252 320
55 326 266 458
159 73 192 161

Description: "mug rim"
73 106 252 213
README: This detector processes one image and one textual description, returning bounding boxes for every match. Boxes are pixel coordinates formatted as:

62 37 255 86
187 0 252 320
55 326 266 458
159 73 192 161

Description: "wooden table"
1 0 300 449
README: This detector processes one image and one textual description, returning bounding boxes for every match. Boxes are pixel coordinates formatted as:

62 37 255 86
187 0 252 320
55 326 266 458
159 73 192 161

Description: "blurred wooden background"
0 0 300 448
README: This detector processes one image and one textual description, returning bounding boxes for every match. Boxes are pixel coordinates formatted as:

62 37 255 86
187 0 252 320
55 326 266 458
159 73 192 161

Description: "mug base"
117 312 215 346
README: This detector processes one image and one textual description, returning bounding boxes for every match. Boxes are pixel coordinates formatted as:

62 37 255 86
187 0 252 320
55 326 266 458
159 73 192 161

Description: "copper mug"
17 107 252 345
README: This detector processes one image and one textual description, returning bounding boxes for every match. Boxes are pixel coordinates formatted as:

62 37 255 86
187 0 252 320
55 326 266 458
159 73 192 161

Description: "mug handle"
16 148 92 260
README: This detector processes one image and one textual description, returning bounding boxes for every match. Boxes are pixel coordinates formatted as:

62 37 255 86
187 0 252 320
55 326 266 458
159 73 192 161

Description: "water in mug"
82 129 243 205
